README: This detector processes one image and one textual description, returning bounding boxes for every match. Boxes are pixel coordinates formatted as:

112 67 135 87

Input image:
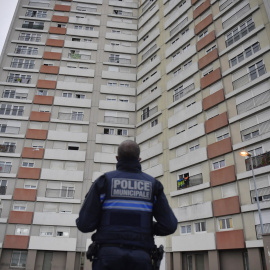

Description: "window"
213 159 225 170
13 202 27 211
194 221 206 232
59 203 72 214
11 58 35 69
189 141 199 152
184 60 192 69
56 227 69 237
181 225 191 235
68 143 79 150
22 162 34 167
24 180 37 189
22 20 44 30
10 251 27 268
198 30 208 40
25 9 47 18
75 94 85 99
0 161 12 173
151 119 158 127
7 73 31 84
222 183 238 198
63 93 72 98
15 225 30 235
219 217 233 230
18 32 41 42
216 126 230 141
173 67 181 77
187 118 197 129
15 45 38 55
206 44 217 54
40 226 54 237
0 180 7 195
37 90 47 96
1 142 16 153
206 107 218 120
71 111 84 121
249 60 266 81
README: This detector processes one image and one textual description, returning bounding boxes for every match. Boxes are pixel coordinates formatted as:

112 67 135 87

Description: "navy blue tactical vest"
92 165 157 249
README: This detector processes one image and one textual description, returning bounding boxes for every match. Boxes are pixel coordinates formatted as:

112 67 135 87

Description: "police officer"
76 140 177 270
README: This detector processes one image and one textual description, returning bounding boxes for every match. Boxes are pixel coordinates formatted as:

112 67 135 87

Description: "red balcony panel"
3 235 29 249
37 79 56 89
22 147 44 159
216 230 245 250
43 51 62 60
194 0 210 19
199 48 218 70
49 26 66 35
201 68 221 89
30 111 51 122
13 188 37 201
26 129 47 140
195 14 213 35
52 15 69 23
211 165 236 187
205 112 228 134
54 4 71 12
192 0 199 4
213 196 240 217
46 39 64 47
40 65 59 74
8 211 33 224
207 137 232 159
33 95 54 105
197 30 216 51
17 167 41 180
203 89 224 111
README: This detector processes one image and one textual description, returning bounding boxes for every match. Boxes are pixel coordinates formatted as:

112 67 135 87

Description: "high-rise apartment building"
0 0 270 269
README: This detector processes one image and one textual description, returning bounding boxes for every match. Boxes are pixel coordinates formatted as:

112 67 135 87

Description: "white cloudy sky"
0 0 19 56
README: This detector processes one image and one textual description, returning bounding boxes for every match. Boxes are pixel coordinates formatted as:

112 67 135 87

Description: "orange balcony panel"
199 48 218 70
40 65 59 74
3 235 29 250
197 30 216 51
49 26 67 35
54 4 71 12
192 0 199 4
52 15 69 23
8 211 33 224
26 129 47 140
30 111 51 122
37 79 56 89
33 95 54 105
17 167 41 180
46 39 64 47
13 188 37 201
201 68 221 89
22 147 44 159
213 196 240 217
194 0 210 19
195 14 213 35
207 137 232 159
43 51 62 60
216 230 245 250
211 165 236 187
205 112 228 134
203 89 224 111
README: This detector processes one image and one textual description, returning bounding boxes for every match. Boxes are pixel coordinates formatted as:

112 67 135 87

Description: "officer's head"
117 140 140 161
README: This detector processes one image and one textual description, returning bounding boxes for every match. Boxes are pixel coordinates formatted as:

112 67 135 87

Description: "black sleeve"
152 180 178 236
76 175 106 233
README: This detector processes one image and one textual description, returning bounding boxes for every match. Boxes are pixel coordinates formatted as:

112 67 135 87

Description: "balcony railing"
76 7 97 12
14 48 38 55
0 164 12 174
11 62 35 69
104 116 129 125
68 53 91 60
58 112 84 121
225 22 255 47
6 76 31 84
25 11 47 18
29 1 50 7
0 186 7 195
18 36 41 42
173 83 195 102
241 120 270 142
237 90 270 114
170 17 188 37
22 24 44 30
109 57 131 64
232 65 266 90
45 188 75 199
142 44 157 61
177 173 203 190
219 0 235 11
141 106 158 121
245 152 270 171
0 144 16 153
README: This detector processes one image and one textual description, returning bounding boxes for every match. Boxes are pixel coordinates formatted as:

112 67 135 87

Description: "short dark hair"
117 140 140 159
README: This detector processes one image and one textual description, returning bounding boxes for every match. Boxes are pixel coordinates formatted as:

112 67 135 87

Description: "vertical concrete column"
165 252 173 270
66 252 76 270
173 252 182 270
84 257 92 270
248 248 263 270
263 234 270 270
208 250 220 270
26 250 37 270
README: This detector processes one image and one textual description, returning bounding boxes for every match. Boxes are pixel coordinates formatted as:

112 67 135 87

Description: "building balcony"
245 152 270 171
66 28 99 38
0 164 12 174
0 125 20 136
64 40 98 51
46 39 64 47
104 44 136 55
172 233 216 252
94 152 116 164
28 1 50 7
201 68 222 89
172 83 195 102
216 230 245 250
139 4 159 29
105 32 137 42
26 129 47 140
22 147 44 159
57 81 93 92
33 95 54 105
193 0 210 19
22 23 44 30
43 51 62 60
3 235 29 250
232 65 266 90
99 100 135 112
69 17 100 26
137 56 160 80
54 4 71 12
169 147 207 172
33 212 77 227
96 134 134 145
8 211 33 224
29 236 77 251
197 30 216 51
219 0 237 11
138 28 160 53
102 71 136 81
44 149 86 162
54 97 91 108
67 53 91 61
109 0 138 8
205 112 228 134
41 169 84 182
6 76 31 84
137 70 161 94
203 89 224 111
207 137 232 159
13 188 37 201
37 79 56 89
107 21 137 30
104 116 129 125
47 130 88 142
10 61 35 69
210 165 236 187
57 112 84 122
195 14 213 35
40 65 59 74
59 67 94 77
30 111 51 122
213 196 241 217
141 106 158 121
136 123 162 144
137 87 161 110
140 143 163 161
108 57 131 65
176 173 203 191
17 167 41 179
45 188 75 199
138 16 159 41
143 164 163 178
173 201 213 222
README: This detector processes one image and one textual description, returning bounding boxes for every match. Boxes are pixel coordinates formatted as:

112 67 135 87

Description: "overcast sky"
0 0 18 56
